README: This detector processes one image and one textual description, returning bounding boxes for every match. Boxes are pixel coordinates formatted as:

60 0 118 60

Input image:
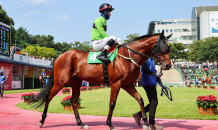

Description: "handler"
0 70 7 98
133 58 168 130
91 3 122 62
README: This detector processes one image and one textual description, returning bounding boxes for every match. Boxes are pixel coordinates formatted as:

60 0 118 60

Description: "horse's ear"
166 33 173 39
160 30 164 39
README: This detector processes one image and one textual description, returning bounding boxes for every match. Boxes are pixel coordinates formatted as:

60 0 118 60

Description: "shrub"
60 95 81 106
62 88 70 93
203 86 208 88
210 86 215 89
21 93 35 100
187 85 191 87
169 85 173 87
196 95 218 108
80 87 86 91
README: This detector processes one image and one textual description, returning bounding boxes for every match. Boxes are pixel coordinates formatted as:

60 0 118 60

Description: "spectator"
0 70 7 98
206 71 209 77
51 58 54 66
46 76 49 85
82 80 86 87
191 72 194 79
195 78 199 87
213 74 216 80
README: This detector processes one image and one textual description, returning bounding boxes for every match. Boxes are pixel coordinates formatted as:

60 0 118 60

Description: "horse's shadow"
43 119 202 130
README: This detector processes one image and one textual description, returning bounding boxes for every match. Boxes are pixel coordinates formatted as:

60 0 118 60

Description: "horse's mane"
123 33 161 45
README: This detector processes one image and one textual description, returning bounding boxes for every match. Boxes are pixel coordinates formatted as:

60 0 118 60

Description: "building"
0 22 53 90
192 6 218 41
147 19 192 47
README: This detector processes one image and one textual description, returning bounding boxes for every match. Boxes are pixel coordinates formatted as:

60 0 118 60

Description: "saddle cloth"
87 47 118 64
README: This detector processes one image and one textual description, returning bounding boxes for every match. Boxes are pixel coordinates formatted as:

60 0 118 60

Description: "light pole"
15 40 17 54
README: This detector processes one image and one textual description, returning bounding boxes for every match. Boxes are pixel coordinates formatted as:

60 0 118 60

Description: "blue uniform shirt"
46 79 49 84
141 58 157 86
0 75 6 84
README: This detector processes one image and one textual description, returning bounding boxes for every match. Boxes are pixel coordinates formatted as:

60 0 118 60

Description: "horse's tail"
29 65 55 109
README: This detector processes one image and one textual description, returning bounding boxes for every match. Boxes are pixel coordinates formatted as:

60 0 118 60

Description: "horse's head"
151 30 172 70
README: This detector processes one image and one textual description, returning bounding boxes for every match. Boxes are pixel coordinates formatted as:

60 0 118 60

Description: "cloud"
18 0 52 5
21 10 39 18
52 13 69 22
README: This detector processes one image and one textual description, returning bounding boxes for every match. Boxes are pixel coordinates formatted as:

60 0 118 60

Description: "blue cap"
0 70 3 73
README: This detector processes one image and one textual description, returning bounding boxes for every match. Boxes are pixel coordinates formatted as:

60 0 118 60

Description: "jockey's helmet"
47 76 49 78
0 70 3 74
99 3 114 13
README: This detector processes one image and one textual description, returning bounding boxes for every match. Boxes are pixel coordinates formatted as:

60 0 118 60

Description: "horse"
30 31 172 130
199 77 211 87
39 75 46 88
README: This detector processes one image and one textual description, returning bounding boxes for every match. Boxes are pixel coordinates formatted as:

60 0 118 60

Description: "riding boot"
97 39 115 63
96 49 110 63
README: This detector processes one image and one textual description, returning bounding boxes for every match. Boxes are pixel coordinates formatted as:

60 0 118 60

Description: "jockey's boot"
97 39 115 63
96 49 110 63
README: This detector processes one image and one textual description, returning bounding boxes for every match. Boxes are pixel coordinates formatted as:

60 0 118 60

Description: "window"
157 30 160 33
179 37 182 40
183 37 186 40
174 29 182 32
168 37 173 41
174 37 177 40
166 29 168 33
170 29 173 32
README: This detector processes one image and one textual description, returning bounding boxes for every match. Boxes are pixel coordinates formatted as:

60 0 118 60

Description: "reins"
113 44 163 67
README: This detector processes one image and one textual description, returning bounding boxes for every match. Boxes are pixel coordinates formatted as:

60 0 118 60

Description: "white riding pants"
93 36 121 51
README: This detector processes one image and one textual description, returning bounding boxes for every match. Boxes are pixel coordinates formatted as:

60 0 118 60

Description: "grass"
16 87 218 120
4 89 41 95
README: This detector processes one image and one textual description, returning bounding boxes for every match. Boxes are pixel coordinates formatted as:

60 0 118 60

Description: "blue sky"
1 0 218 44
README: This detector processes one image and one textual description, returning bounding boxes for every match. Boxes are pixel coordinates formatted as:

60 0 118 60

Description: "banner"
211 12 218 37
0 62 12 90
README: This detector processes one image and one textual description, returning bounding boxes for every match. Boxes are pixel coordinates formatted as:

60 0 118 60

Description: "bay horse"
199 77 211 87
30 31 172 130
39 75 46 88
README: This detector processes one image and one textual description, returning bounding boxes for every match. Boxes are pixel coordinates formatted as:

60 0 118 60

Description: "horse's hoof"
110 128 116 130
143 124 149 130
82 125 89 129
38 122 43 128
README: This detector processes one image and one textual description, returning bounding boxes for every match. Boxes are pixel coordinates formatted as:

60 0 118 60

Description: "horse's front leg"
106 82 121 130
122 84 148 129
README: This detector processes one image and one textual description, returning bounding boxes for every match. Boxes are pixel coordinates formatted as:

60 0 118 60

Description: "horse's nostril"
166 64 170 69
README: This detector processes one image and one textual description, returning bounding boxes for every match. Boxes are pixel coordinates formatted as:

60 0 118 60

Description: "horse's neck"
127 37 157 65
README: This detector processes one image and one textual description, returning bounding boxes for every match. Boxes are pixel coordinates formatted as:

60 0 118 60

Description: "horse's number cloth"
87 48 118 64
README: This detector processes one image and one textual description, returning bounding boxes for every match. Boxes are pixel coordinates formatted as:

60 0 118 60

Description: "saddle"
89 45 117 86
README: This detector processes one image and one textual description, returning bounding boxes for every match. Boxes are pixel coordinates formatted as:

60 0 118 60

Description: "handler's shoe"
133 113 141 126
149 124 163 130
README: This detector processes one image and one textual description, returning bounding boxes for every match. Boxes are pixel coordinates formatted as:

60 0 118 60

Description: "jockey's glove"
116 38 122 45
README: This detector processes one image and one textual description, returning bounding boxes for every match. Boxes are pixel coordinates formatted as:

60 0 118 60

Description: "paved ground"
0 91 218 130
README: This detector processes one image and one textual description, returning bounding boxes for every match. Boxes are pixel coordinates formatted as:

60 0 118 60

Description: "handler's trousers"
0 84 5 98
137 85 158 124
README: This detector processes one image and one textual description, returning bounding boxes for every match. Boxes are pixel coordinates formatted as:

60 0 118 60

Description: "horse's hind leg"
69 79 89 129
122 84 148 128
38 84 63 127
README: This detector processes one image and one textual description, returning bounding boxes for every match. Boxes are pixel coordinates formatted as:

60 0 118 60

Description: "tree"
21 45 55 58
123 33 139 43
196 37 218 62
71 41 92 51
188 40 202 62
13 27 32 49
169 42 188 64
0 5 16 43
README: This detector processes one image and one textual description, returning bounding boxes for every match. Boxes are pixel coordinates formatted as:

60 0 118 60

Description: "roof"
193 6 218 17
0 58 53 69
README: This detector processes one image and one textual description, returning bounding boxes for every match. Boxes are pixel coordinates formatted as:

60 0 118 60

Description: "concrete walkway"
0 91 218 130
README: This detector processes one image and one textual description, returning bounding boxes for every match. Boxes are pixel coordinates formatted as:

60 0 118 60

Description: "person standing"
46 76 49 85
91 3 122 62
0 70 7 98
133 58 168 130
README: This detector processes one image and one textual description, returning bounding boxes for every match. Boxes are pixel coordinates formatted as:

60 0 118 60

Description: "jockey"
41 69 46 80
0 70 7 98
91 3 122 63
